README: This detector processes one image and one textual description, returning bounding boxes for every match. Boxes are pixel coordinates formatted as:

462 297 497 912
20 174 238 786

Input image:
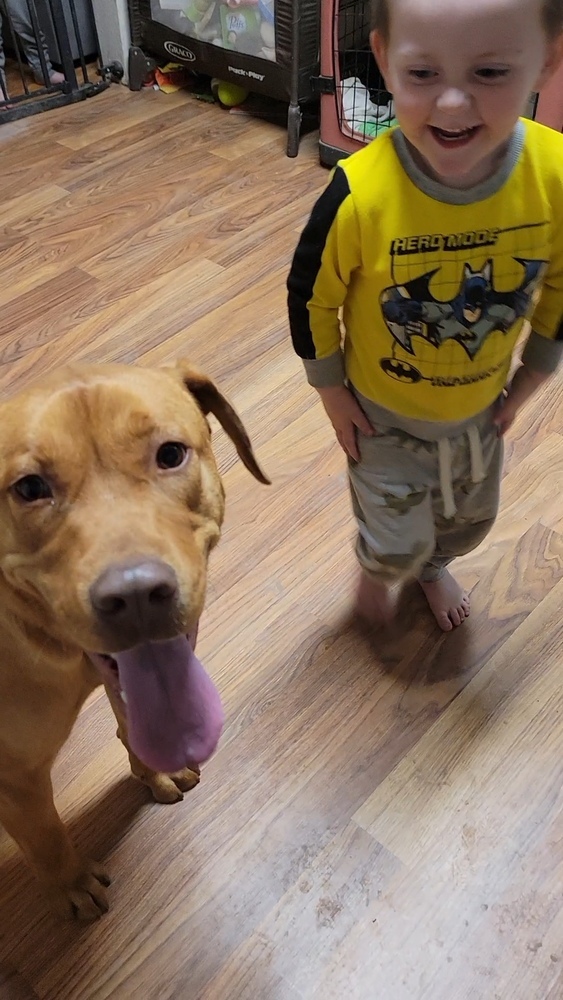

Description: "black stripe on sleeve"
287 166 352 360
556 316 563 341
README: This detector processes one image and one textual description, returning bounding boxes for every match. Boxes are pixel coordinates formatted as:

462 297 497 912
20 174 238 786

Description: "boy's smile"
429 125 482 148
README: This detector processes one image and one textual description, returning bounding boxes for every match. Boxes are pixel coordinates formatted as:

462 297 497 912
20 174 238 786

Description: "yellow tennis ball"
216 80 248 107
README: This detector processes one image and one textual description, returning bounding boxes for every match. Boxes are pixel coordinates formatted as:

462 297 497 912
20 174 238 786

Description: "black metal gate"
0 0 111 124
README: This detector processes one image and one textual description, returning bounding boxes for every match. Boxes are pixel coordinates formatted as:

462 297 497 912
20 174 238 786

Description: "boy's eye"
475 67 510 80
408 69 437 81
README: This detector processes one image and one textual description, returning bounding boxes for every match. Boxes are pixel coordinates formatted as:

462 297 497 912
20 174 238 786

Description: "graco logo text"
164 41 196 62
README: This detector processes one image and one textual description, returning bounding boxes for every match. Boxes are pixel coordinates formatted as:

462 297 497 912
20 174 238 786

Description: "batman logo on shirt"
380 256 547 359
380 358 423 382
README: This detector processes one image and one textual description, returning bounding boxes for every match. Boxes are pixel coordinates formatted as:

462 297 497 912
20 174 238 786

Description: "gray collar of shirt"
391 119 526 204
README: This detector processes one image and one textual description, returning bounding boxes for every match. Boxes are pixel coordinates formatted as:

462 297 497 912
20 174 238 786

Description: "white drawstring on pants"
437 425 485 520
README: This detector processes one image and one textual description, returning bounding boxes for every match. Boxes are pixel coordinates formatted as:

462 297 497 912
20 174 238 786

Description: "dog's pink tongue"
113 636 223 774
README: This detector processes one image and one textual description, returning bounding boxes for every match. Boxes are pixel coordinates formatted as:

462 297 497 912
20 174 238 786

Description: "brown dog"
0 360 268 920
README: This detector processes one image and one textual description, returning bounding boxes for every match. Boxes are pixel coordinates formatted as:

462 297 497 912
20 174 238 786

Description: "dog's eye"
13 474 53 503
156 442 189 470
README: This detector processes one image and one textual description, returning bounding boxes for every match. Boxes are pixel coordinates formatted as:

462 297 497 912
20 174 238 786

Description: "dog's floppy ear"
174 361 270 485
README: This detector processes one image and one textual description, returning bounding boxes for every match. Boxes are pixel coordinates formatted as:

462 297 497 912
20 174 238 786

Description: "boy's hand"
317 385 374 461
494 365 549 436
494 388 520 436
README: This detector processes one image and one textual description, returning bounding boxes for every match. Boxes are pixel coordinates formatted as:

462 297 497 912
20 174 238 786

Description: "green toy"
211 78 249 106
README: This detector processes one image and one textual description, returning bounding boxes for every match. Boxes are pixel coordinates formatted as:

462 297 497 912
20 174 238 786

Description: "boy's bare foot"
419 570 470 632
355 571 397 625
33 70 65 86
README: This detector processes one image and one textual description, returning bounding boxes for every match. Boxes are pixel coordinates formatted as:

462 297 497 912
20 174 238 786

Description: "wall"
91 0 131 85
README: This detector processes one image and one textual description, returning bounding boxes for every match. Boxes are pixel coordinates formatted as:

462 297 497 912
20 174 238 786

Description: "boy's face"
371 0 561 188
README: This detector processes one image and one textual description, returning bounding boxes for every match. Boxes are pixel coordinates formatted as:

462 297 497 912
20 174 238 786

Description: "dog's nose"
90 560 179 644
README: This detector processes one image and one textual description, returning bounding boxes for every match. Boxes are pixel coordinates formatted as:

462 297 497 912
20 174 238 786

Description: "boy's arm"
498 192 563 435
287 167 373 459
287 165 353 386
495 328 563 435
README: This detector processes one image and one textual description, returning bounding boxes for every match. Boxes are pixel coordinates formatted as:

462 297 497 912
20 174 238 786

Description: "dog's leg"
0 769 110 920
103 684 200 805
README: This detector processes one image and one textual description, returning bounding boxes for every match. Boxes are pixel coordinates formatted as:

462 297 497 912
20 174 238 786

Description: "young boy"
287 0 563 631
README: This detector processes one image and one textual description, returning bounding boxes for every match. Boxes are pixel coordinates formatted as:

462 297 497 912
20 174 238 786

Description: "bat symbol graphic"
380 358 423 383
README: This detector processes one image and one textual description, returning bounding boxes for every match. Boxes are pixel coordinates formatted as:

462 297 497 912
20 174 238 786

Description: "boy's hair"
371 0 563 39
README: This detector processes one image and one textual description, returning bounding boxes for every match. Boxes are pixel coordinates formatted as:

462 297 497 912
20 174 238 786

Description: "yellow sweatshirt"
287 119 563 422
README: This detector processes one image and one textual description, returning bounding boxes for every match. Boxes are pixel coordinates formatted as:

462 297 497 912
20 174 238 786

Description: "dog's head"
0 359 269 654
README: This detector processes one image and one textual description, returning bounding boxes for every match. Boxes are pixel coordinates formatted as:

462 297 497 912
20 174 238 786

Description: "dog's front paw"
131 761 201 804
42 860 111 921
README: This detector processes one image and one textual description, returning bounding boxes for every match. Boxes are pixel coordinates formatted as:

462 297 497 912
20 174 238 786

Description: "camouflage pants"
348 410 503 583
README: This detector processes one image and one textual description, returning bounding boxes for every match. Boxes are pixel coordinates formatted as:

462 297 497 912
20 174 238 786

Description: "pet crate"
318 0 395 167
128 0 320 156
535 60 563 131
